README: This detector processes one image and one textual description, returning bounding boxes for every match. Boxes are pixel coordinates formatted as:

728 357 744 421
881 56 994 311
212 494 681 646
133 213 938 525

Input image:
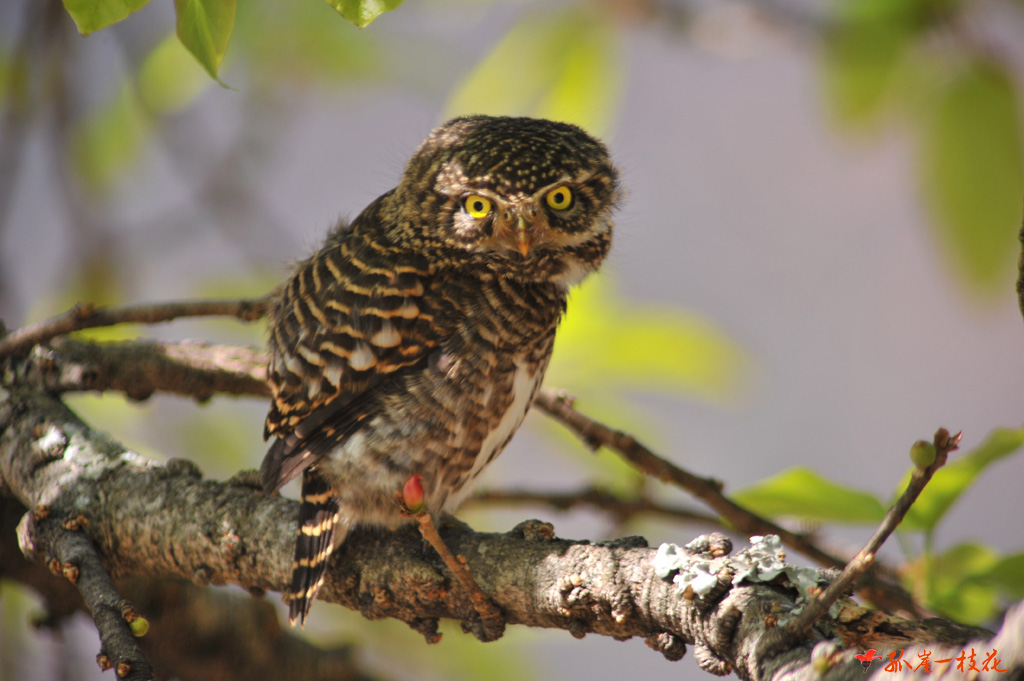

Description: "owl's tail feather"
287 469 349 627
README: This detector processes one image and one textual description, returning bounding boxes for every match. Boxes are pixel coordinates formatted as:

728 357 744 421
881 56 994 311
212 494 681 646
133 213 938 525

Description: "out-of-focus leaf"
546 276 748 405
445 10 622 137
138 33 211 114
324 0 403 29
901 428 1024 532
919 62 1024 296
174 0 236 80
63 0 151 35
233 0 381 83
821 21 914 128
904 543 1000 624
71 83 150 192
975 551 1024 599
537 276 744 491
732 467 886 524
0 53 11 104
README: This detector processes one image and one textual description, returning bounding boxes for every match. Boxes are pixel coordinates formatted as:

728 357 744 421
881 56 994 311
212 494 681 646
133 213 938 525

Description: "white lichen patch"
652 542 719 596
655 535 830 609
730 534 787 584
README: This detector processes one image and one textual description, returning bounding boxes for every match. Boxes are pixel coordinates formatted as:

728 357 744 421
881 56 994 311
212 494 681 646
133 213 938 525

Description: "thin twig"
467 487 720 528
0 296 273 360
776 428 961 649
18 512 154 681
532 387 922 615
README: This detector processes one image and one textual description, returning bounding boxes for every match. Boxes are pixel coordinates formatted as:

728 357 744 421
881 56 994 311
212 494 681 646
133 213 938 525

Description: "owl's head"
394 115 620 286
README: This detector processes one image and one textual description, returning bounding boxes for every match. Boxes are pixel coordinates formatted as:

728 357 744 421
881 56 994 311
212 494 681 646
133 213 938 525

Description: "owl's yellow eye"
463 195 493 219
545 186 573 211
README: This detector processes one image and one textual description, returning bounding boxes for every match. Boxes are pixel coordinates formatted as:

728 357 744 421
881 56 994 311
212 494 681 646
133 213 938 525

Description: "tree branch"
0 297 272 360
17 509 153 680
6 338 268 401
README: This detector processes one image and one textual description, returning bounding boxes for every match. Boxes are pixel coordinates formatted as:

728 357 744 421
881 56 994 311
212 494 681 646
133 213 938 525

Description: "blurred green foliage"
537 274 749 494
920 63 1023 295
904 543 1024 624
71 83 150 193
445 8 622 137
549 276 749 406
53 0 1024 300
232 0 382 83
138 33 212 114
823 0 1024 298
732 467 887 524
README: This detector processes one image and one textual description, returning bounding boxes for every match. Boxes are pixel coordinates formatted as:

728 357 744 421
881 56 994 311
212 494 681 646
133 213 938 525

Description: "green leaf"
324 0 403 29
445 10 623 137
919 61 1024 296
62 0 151 35
174 0 236 80
901 428 1024 532
732 467 887 524
138 33 211 114
906 543 1001 624
71 83 150 192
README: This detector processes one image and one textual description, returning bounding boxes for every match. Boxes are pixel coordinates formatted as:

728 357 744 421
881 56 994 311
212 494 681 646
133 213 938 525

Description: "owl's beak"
515 216 531 257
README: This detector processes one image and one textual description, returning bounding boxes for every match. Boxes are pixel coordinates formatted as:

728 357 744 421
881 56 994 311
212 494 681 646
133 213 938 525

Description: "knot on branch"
645 631 687 661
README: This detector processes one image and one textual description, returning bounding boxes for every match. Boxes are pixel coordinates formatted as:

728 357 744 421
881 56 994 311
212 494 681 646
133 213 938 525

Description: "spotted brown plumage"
261 115 620 625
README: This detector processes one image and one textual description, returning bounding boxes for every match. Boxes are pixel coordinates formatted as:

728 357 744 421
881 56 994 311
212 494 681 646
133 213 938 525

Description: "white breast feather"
444 358 540 509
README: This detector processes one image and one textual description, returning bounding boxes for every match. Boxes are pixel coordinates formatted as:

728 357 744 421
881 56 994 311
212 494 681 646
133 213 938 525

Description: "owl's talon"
413 509 506 642
462 610 507 643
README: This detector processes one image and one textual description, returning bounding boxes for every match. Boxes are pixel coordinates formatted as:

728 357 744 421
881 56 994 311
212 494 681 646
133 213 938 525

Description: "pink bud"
402 474 425 513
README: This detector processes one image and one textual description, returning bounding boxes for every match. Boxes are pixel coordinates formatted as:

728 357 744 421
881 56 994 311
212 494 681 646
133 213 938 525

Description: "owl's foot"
412 510 506 642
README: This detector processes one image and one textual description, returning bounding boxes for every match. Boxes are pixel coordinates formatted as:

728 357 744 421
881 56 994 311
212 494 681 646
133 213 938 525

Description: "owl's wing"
260 222 441 493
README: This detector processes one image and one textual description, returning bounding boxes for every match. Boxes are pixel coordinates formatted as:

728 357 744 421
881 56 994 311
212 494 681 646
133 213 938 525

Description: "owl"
260 115 620 625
